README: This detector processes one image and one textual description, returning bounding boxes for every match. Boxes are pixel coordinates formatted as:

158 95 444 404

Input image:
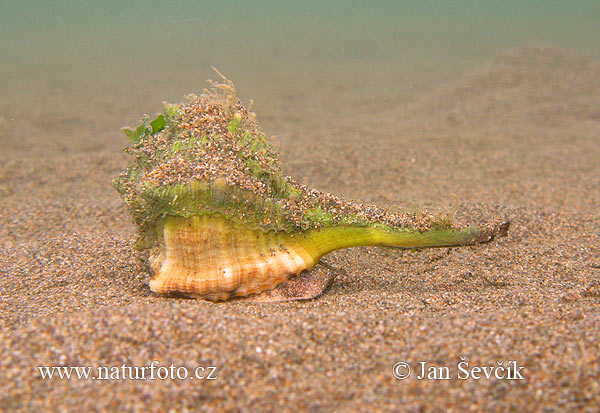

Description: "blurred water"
1 1 598 154
2 1 598 70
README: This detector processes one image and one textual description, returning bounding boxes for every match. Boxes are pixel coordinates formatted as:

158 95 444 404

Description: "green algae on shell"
113 72 509 301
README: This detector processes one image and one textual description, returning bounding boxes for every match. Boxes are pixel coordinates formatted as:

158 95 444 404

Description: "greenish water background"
1 0 599 154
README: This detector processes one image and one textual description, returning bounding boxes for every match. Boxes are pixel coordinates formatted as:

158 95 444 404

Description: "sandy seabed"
1 45 599 411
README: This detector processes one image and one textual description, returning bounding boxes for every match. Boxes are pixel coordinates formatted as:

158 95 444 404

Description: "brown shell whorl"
148 214 318 301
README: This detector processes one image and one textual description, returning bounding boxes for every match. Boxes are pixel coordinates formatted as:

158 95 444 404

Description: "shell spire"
113 72 509 301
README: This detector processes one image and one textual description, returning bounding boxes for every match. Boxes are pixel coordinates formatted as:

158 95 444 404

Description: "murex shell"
113 72 509 301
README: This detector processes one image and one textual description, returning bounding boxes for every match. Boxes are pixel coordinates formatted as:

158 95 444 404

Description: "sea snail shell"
114 73 509 301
